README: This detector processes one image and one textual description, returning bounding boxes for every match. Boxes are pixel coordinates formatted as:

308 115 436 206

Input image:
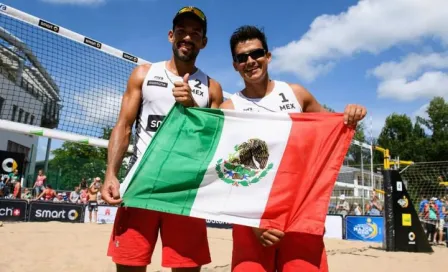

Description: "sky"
1 0 447 161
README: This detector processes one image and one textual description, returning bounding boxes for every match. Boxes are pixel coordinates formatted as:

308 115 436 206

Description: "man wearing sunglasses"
103 6 224 272
220 25 367 272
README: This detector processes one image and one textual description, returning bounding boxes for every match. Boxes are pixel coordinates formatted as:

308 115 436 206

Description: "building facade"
0 27 60 181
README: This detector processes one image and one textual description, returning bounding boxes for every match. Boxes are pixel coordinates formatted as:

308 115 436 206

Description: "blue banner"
346 216 384 243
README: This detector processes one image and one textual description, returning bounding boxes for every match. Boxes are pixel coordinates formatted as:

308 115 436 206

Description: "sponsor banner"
0 199 27 221
84 205 118 224
206 219 232 229
0 150 25 175
346 216 384 243
29 202 84 223
324 214 343 239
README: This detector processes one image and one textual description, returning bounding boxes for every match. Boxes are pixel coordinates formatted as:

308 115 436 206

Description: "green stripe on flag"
122 103 225 216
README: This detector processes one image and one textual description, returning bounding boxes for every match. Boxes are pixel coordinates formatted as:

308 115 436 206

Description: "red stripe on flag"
259 113 354 235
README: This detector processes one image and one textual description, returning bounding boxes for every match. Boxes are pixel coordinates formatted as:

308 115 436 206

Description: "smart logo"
35 209 78 221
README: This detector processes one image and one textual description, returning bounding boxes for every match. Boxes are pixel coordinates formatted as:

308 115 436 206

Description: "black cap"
173 6 207 37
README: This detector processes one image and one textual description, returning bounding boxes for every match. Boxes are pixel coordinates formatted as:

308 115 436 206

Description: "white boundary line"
0 3 232 98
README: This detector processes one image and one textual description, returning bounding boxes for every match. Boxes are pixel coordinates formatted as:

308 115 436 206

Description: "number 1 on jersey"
279 92 289 103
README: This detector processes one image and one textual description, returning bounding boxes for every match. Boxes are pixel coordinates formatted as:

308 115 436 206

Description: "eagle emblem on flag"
215 138 274 187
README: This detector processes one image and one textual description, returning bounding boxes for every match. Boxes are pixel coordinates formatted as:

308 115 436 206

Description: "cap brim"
173 12 206 27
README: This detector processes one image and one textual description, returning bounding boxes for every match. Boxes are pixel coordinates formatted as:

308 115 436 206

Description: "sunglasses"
234 48 266 63
178 7 206 21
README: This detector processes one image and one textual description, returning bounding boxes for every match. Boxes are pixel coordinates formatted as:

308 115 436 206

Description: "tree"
322 104 369 167
377 113 415 161
417 96 448 161
49 127 130 190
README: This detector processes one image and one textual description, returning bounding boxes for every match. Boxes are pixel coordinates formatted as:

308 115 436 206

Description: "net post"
383 169 434 253
382 169 395 251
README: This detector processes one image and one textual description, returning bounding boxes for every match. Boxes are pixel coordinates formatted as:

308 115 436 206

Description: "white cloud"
369 52 448 101
40 0 105 5
66 86 122 127
376 71 448 101
270 0 448 82
413 103 429 120
370 53 448 81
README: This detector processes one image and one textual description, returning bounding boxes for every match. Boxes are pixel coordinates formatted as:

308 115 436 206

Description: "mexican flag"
121 103 354 235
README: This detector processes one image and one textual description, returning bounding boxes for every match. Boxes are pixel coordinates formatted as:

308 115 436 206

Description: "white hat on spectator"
339 194 346 200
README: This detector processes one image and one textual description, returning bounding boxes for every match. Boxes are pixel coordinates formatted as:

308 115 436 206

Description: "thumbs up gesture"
172 73 196 107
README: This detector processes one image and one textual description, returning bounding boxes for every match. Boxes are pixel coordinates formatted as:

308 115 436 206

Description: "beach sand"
0 222 446 272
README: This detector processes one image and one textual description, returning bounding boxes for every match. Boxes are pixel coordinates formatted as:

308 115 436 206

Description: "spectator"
366 194 382 216
53 193 64 203
69 186 81 203
435 196 446 245
33 169 47 197
21 188 32 200
5 169 20 198
87 177 101 223
419 195 428 216
80 187 88 204
36 185 57 201
351 202 362 216
424 197 439 244
13 180 21 199
336 194 350 217
79 178 87 190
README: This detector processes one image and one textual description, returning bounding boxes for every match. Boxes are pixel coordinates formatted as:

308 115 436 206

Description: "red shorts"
107 207 211 268
231 225 328 272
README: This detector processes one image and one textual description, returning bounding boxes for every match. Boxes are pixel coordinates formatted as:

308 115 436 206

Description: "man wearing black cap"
103 6 223 272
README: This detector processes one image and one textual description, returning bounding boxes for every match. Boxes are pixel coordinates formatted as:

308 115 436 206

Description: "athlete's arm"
102 64 150 205
218 99 235 109
289 83 327 113
208 77 224 109
289 83 367 126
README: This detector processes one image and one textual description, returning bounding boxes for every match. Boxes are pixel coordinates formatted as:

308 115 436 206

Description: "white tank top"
230 80 302 113
129 61 210 169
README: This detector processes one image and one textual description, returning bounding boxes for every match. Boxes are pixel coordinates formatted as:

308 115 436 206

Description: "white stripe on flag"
189 111 293 227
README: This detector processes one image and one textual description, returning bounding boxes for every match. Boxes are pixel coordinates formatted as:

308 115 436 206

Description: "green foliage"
47 126 129 190
377 96 447 163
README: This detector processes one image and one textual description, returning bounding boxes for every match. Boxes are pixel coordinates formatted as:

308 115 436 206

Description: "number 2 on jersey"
194 79 201 89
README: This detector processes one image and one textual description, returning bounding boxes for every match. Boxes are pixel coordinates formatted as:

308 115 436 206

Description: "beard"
172 42 199 62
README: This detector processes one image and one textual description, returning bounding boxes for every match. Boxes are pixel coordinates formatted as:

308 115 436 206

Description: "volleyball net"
0 3 379 196
400 161 448 225
0 3 146 139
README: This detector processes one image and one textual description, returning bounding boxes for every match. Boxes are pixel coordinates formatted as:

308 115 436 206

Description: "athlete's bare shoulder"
207 76 224 109
115 63 152 126
128 63 151 87
219 98 235 110
287 82 326 113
